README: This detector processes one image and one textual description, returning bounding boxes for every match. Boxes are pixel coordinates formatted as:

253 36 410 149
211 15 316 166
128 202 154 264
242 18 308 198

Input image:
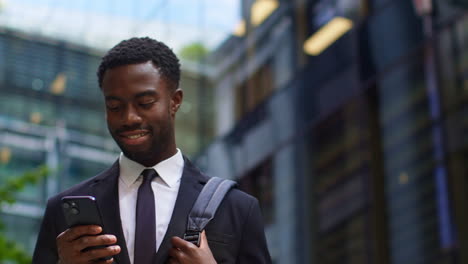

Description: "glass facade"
196 0 468 263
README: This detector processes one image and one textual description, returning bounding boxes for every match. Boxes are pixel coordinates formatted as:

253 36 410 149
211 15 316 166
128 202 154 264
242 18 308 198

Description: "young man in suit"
32 37 272 264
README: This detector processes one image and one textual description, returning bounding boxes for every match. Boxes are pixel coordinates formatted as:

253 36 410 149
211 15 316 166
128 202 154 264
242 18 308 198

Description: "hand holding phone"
58 196 120 263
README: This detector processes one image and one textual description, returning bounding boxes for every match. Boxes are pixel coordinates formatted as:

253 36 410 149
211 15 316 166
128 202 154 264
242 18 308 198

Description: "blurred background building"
1 0 468 263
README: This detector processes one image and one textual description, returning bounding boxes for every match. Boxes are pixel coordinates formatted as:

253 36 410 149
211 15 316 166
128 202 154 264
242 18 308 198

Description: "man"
32 37 272 264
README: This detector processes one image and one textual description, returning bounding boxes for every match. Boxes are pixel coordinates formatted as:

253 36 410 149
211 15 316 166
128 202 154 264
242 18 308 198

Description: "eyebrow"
134 90 158 99
105 90 158 101
105 95 121 101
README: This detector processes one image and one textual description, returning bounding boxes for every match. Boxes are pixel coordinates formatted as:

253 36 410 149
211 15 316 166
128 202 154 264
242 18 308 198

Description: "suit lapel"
154 157 208 264
91 161 131 264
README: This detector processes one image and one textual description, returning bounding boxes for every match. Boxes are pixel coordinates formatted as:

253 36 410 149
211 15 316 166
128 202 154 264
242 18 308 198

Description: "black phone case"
61 196 112 261
61 196 103 227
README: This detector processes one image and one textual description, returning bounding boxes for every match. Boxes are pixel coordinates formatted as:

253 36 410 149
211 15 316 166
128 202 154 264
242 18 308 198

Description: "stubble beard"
112 126 174 166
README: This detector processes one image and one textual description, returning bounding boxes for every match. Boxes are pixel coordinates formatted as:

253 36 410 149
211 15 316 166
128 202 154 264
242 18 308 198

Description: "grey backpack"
183 177 237 246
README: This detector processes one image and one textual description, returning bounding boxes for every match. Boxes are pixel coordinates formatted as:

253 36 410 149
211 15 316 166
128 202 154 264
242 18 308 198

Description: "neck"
138 147 178 167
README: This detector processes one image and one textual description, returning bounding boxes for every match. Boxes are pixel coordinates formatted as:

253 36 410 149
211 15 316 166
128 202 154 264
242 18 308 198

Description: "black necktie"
134 169 157 264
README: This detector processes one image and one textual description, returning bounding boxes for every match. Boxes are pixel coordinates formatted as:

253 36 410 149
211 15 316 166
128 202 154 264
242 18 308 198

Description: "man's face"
101 61 183 166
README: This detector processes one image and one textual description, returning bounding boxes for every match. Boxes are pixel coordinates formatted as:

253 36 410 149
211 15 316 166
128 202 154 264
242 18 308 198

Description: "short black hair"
97 37 181 89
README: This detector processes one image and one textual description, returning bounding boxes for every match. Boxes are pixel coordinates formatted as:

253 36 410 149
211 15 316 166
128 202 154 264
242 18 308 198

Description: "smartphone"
61 196 103 227
61 196 112 260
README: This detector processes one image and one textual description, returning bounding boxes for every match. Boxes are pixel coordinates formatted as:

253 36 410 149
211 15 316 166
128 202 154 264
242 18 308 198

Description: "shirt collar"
119 149 184 188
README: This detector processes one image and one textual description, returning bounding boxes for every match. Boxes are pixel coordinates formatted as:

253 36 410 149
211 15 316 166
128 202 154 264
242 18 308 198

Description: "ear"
170 88 183 117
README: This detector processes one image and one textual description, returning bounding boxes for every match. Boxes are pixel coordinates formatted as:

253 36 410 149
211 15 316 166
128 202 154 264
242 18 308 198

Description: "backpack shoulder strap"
183 177 237 246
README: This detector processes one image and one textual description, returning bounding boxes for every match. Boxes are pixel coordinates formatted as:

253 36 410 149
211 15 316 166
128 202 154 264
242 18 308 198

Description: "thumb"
199 230 209 249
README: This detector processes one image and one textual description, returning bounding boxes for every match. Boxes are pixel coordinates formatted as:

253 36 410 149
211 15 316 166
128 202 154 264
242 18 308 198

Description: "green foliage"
0 165 49 264
179 42 209 62
0 236 31 264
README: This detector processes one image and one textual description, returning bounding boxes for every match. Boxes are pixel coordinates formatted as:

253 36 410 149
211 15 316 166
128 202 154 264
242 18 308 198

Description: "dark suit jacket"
32 157 272 264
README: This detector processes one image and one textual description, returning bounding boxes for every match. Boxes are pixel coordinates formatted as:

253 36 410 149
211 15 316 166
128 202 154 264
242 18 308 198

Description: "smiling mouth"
118 130 151 141
123 133 149 139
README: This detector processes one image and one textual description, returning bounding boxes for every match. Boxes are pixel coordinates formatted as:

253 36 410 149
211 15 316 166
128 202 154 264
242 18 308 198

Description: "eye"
107 106 120 112
106 102 121 112
139 100 155 109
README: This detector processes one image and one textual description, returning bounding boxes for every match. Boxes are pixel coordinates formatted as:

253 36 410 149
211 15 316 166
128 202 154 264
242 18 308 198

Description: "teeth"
126 133 147 139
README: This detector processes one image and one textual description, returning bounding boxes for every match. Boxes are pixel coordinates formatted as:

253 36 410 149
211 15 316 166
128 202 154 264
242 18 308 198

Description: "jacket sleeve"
236 199 272 264
32 199 60 264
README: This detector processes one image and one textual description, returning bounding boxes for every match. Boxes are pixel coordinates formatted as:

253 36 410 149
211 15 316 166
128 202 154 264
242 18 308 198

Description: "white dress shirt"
118 149 184 264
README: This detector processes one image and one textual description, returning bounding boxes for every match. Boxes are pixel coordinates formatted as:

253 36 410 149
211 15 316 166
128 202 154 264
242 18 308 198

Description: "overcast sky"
0 0 241 53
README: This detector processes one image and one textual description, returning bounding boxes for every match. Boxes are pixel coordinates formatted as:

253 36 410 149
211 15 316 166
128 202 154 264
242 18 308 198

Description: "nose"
122 105 142 127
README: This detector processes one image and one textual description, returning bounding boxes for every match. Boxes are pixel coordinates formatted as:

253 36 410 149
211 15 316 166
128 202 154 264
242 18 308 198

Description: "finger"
94 257 115 264
83 245 121 261
57 225 102 242
171 236 196 251
104 258 115 264
77 234 117 249
199 230 209 249
168 247 185 259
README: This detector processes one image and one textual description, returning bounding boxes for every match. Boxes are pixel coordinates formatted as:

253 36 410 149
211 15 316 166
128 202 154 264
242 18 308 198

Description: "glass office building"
197 0 468 263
